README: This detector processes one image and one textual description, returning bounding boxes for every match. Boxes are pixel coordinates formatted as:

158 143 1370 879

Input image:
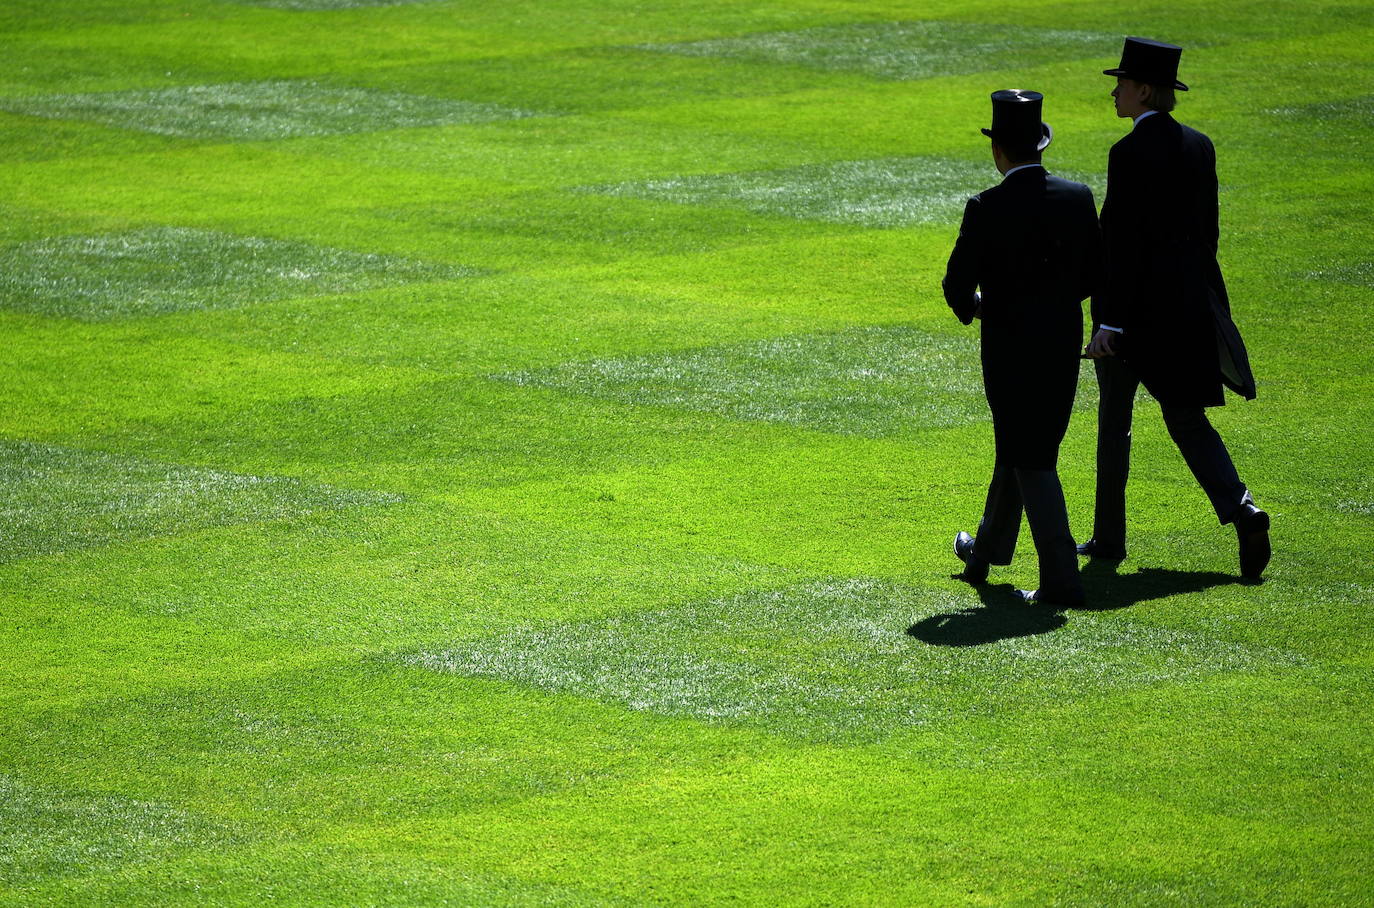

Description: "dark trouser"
1091 355 1251 549
971 462 1082 599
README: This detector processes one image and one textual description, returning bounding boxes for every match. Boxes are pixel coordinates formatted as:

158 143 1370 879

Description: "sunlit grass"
1 0 1371 904
498 323 1023 435
638 21 1119 81
0 226 477 319
409 576 1305 739
0 439 399 563
0 81 539 140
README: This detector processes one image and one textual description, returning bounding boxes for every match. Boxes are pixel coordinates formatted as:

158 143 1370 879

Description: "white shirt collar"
1002 163 1045 180
1133 109 1160 127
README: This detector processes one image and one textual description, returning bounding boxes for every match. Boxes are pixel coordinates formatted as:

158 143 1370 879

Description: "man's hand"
1085 327 1118 358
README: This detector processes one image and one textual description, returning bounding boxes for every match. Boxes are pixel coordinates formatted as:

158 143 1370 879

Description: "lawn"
1 0 1371 904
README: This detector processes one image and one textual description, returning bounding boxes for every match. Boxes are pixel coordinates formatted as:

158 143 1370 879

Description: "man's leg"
972 460 1022 566
1159 405 1250 523
1160 403 1270 579
1089 356 1139 553
1016 467 1085 603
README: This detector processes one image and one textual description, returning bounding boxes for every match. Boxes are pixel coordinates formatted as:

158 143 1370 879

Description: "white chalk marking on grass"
0 80 539 140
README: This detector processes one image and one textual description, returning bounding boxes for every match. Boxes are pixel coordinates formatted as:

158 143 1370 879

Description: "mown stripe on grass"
635 21 1119 82
496 324 1094 437
0 227 477 320
1304 261 1373 288
0 81 538 140
0 774 233 888
1268 95 1374 122
581 155 990 228
581 155 1103 228
0 440 401 564
228 0 447 8
405 577 1306 740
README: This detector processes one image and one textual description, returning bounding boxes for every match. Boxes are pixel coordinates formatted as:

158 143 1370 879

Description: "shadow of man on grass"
908 562 1239 647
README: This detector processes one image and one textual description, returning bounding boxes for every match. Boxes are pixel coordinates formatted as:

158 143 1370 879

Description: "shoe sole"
1019 589 1087 608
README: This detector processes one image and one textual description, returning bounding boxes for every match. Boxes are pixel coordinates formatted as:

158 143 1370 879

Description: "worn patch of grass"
638 20 1120 82
230 0 446 9
498 323 1018 435
0 775 232 889
0 81 538 140
0 226 477 319
408 576 1304 739
584 155 1009 227
0 439 398 563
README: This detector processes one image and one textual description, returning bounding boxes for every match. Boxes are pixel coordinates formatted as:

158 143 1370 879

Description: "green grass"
496 324 1019 435
0 439 399 562
580 155 1099 228
636 20 1122 81
0 81 539 139
2 0 1371 904
0 226 477 319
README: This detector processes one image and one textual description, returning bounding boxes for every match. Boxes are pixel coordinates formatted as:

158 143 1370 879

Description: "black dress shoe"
1016 588 1087 608
1076 538 1126 560
953 531 989 583
1234 503 1271 580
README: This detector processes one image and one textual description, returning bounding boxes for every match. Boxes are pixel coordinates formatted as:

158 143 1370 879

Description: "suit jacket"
1096 112 1256 406
943 166 1102 468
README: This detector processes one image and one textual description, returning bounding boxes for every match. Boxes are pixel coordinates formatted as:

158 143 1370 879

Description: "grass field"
2 0 1372 904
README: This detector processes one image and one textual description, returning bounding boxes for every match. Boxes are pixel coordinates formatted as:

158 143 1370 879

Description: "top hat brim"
1102 67 1189 91
982 122 1053 152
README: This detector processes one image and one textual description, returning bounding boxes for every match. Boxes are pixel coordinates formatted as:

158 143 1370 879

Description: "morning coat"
943 166 1103 468
1095 112 1256 407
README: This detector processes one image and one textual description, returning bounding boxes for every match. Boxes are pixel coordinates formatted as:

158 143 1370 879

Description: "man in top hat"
943 89 1102 607
1082 37 1270 580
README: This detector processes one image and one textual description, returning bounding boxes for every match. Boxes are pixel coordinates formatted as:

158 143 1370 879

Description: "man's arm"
1078 186 1106 306
1080 186 1119 356
1088 142 1144 355
943 197 982 326
1199 132 1220 257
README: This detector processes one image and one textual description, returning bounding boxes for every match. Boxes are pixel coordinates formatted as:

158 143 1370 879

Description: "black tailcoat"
943 167 1102 468
1095 112 1256 407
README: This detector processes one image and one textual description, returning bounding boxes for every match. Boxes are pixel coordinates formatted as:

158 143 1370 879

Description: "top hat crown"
1103 36 1189 91
980 88 1053 152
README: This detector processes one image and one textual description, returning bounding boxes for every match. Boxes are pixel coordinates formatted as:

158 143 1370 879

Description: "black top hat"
1103 36 1189 91
980 89 1053 153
